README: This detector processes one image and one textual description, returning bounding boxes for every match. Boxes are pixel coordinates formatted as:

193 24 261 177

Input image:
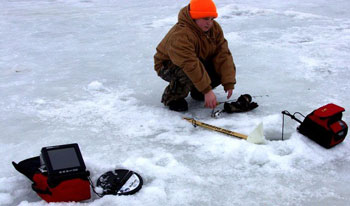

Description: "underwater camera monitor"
40 143 86 176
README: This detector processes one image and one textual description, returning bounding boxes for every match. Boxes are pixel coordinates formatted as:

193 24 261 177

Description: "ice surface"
1 0 350 205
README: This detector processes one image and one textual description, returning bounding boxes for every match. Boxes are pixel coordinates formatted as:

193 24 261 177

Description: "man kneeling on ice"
154 0 236 112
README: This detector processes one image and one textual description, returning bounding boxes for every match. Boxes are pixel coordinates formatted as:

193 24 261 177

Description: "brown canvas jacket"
154 5 236 94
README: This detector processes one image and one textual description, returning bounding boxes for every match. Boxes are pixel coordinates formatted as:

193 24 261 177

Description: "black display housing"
40 143 86 176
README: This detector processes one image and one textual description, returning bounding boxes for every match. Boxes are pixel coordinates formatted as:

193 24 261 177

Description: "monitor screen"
47 147 81 170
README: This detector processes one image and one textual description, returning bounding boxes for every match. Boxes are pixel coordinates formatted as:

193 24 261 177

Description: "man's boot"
168 99 188 112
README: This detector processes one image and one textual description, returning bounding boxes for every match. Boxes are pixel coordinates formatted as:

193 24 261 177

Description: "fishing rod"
183 117 266 144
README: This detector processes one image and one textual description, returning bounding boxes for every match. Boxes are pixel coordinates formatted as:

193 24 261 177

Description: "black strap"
12 156 41 181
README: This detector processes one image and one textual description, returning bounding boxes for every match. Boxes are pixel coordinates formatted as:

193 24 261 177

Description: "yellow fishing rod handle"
183 117 248 140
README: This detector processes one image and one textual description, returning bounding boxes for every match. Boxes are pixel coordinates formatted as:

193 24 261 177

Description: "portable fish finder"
282 103 348 148
12 143 143 203
40 143 87 176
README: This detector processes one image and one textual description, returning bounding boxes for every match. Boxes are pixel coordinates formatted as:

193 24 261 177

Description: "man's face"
195 17 214 32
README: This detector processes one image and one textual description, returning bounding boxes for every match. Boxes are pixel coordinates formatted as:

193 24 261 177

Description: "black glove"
224 94 259 113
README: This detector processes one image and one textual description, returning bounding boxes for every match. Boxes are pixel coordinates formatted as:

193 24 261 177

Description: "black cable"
282 112 285 141
293 112 305 118
88 177 104 198
281 110 305 140
281 111 292 140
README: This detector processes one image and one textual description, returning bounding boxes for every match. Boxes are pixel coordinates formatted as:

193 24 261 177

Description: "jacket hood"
178 5 208 36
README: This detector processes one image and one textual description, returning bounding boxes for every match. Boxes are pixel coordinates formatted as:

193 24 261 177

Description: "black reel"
211 94 259 118
96 169 143 196
224 94 258 113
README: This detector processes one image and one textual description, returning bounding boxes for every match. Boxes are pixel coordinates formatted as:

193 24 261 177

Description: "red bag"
32 173 91 202
12 156 91 203
298 103 348 148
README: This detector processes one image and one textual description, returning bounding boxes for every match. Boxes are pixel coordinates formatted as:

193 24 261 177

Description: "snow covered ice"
1 0 350 205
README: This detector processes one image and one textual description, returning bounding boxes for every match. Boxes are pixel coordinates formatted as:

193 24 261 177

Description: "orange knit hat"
189 0 218 19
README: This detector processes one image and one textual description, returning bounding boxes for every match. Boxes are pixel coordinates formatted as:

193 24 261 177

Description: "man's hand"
226 89 233 99
204 90 217 109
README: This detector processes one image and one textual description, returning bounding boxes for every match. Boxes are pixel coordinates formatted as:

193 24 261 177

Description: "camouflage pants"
158 60 221 106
